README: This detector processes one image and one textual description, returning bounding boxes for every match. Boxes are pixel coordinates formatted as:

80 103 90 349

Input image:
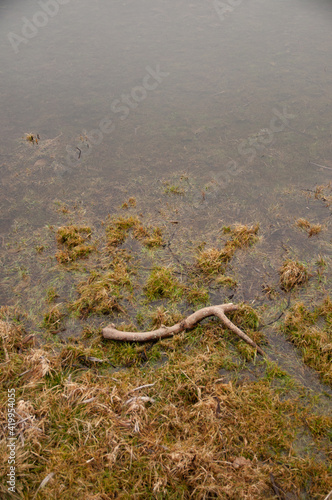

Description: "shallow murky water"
1 0 332 394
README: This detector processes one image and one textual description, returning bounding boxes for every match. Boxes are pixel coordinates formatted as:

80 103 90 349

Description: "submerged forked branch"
102 303 265 356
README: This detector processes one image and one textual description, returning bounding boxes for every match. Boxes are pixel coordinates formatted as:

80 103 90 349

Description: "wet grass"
42 304 65 334
106 215 164 249
0 313 331 499
55 225 94 263
280 298 332 386
196 224 259 275
70 271 127 319
0 206 331 499
106 216 139 248
144 267 184 302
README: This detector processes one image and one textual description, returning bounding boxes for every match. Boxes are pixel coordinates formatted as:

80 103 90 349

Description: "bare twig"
129 382 156 393
309 161 332 171
103 303 265 356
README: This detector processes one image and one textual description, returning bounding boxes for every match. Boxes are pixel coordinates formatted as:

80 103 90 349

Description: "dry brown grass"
196 224 259 275
279 259 309 291
0 310 331 499
295 218 322 237
55 225 94 263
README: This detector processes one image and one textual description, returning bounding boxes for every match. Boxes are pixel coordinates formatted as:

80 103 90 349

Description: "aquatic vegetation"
281 299 332 386
42 304 64 333
105 215 139 247
25 132 39 144
222 223 259 247
185 284 209 305
216 275 237 288
46 287 58 303
163 183 185 195
314 183 332 207
196 224 259 275
70 271 125 318
133 224 163 248
196 247 228 274
144 267 184 301
295 218 322 237
121 197 137 209
56 225 94 263
279 259 309 291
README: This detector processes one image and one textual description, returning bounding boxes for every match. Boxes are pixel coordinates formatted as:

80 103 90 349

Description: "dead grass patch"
279 260 309 291
56 225 94 263
295 218 322 237
0 314 331 499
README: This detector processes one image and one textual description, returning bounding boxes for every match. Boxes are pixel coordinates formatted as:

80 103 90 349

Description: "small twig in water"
309 161 332 171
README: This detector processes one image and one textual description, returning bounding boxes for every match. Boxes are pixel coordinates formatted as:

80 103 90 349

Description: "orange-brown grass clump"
295 218 322 237
105 216 139 248
196 224 259 275
56 225 94 263
121 197 137 209
133 224 163 248
1 312 331 499
314 183 332 207
279 259 309 291
281 298 332 386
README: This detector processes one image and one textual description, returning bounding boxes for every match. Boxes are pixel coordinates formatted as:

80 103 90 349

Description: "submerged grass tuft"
56 225 94 263
196 224 259 275
144 267 184 302
42 304 65 333
295 218 322 237
70 271 125 318
281 299 332 386
105 215 139 247
133 224 164 248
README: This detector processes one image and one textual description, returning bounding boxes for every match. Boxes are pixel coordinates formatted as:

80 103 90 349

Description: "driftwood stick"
102 303 265 356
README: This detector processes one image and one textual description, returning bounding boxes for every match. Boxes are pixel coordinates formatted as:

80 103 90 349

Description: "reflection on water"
0 0 332 390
